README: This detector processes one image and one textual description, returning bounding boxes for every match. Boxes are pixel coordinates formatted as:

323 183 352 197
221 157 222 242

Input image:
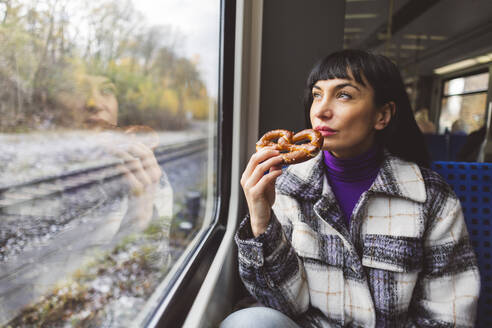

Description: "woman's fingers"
127 143 162 183
243 163 283 207
113 142 160 192
270 164 282 172
243 154 283 192
240 150 284 236
251 167 282 194
242 149 280 184
116 163 145 196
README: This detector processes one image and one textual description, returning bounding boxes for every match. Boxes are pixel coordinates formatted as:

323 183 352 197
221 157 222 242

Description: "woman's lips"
315 126 337 136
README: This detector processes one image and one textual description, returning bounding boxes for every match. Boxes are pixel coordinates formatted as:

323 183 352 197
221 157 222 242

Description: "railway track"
0 138 209 324
0 138 208 211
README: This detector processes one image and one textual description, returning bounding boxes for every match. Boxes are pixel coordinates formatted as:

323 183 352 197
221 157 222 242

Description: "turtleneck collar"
323 144 383 182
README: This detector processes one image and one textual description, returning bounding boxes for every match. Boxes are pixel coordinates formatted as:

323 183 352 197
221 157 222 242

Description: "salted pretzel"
256 129 323 164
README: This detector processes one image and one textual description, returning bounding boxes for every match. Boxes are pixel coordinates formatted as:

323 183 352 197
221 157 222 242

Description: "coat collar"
276 150 426 203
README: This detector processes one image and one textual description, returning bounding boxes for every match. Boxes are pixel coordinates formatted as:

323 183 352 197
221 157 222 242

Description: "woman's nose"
313 99 334 119
85 96 102 113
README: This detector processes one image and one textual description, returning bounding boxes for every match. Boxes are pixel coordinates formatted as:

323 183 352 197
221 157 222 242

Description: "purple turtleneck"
323 145 383 225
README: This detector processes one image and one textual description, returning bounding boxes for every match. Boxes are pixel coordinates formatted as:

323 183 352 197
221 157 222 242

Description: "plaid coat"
236 152 480 327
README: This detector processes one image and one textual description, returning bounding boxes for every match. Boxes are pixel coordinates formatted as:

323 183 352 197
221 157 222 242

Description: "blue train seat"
425 134 468 161
426 134 449 161
432 162 492 328
449 134 468 161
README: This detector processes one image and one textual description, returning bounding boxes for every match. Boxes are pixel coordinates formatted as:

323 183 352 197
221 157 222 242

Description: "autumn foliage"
0 0 213 132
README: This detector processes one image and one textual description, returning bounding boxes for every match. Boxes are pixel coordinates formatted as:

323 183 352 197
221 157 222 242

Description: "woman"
221 50 480 327
55 71 171 239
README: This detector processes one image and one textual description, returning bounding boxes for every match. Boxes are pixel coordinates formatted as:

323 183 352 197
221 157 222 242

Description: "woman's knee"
219 306 300 328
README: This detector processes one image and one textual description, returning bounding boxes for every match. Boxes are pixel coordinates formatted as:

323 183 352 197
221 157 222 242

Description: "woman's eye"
100 87 116 96
312 92 322 99
338 92 352 100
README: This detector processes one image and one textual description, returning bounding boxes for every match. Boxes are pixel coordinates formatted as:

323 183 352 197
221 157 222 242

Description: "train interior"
0 0 491 327
181 1 492 327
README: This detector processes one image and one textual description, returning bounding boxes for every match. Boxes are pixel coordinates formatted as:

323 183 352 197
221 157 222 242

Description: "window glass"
443 72 489 96
439 93 488 134
439 72 489 134
0 0 220 326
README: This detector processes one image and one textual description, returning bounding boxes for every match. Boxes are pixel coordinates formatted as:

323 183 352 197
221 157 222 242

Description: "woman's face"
81 75 119 125
310 73 390 158
57 73 119 126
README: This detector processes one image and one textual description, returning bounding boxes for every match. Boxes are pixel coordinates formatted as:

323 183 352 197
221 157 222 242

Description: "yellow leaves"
136 79 158 109
184 97 210 120
161 89 179 114
125 79 180 115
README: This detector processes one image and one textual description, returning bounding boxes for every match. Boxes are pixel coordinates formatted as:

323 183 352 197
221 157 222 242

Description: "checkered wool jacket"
236 151 480 327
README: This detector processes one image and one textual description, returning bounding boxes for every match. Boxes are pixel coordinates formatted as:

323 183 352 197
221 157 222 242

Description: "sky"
135 0 221 98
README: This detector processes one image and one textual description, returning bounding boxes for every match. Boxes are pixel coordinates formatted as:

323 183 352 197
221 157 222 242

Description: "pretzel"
84 118 159 149
124 125 159 149
256 129 323 164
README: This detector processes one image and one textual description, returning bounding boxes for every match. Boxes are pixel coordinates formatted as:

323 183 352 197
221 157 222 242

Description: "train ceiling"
343 0 492 75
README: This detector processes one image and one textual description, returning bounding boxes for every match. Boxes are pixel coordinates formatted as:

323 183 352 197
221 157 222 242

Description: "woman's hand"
114 141 162 230
240 149 283 237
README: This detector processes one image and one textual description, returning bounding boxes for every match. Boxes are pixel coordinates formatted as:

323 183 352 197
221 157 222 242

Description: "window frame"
435 64 492 134
144 0 236 327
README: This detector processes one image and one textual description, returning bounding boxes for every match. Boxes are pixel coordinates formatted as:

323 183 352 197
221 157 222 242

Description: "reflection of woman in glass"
56 73 119 128
222 50 479 327
79 74 119 127
0 70 174 325
56 71 172 241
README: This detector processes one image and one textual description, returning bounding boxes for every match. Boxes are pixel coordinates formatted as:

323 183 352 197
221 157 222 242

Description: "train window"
438 71 489 134
0 0 222 326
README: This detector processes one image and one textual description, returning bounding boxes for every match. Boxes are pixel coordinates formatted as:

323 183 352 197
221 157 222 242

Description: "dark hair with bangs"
304 49 430 168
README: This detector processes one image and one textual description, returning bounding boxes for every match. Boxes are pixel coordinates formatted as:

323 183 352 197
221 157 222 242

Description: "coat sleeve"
410 193 480 327
235 211 310 317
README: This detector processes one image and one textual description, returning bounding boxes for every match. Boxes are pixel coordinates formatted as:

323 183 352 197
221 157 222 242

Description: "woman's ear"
374 101 395 130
